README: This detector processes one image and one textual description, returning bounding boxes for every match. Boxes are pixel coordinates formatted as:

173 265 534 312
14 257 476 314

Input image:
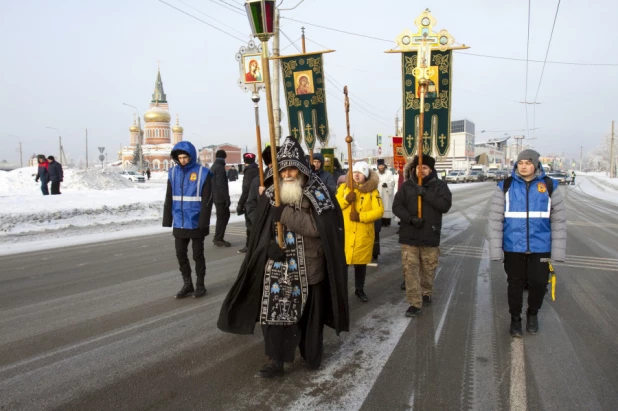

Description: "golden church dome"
144 106 171 123
129 123 140 132
172 124 184 133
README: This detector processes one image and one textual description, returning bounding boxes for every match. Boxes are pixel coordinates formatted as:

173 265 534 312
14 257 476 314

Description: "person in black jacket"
34 155 50 195
209 149 232 247
393 154 452 318
227 165 239 182
311 153 337 194
236 153 259 253
47 156 64 195
245 146 276 220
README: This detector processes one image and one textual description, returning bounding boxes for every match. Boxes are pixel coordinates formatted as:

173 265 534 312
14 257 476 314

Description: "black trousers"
347 264 367 289
174 237 206 279
213 202 230 241
50 181 61 195
373 219 382 259
381 218 391 227
262 281 325 369
244 212 253 247
504 252 550 316
40 181 49 195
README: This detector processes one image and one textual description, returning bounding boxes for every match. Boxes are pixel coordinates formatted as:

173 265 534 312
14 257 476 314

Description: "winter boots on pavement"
176 275 195 298
194 274 207 298
422 295 432 306
256 360 284 378
213 239 231 247
355 289 368 302
510 316 523 338
405 306 421 317
526 311 539 334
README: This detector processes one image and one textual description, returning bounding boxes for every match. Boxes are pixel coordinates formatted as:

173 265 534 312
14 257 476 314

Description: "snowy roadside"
0 167 245 255
576 174 618 205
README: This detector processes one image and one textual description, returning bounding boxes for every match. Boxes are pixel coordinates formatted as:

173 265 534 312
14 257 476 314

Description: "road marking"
434 282 455 346
509 339 527 411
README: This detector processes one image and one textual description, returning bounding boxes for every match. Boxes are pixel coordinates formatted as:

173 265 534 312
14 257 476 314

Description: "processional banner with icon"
392 136 406 173
280 51 333 151
389 9 464 159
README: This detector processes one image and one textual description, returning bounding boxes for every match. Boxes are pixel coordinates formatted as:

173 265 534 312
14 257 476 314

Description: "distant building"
475 135 510 168
199 144 242 169
119 67 184 171
435 119 476 172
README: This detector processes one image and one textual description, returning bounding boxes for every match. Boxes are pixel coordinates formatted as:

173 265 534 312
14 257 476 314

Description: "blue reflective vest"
169 163 210 229
498 172 557 253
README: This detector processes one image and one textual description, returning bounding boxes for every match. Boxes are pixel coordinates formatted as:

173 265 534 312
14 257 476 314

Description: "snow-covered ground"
0 167 244 255
1 167 616 256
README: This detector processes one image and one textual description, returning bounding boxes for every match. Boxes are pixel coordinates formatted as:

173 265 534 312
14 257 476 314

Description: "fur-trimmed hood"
403 160 415 182
354 169 379 193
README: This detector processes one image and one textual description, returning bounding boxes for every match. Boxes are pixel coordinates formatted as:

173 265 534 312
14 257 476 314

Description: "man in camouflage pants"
393 154 452 317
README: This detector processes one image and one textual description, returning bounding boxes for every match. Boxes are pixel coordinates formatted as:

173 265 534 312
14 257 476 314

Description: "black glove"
417 186 426 197
225 198 231 208
409 216 425 228
272 205 285 222
382 183 388 188
35 178 39 182
236 205 245 216
267 243 286 262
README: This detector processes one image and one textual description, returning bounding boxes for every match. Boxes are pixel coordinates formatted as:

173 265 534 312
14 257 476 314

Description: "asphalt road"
1 179 616 410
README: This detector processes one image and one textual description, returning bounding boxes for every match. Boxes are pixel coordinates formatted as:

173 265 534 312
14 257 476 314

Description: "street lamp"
123 103 143 172
244 0 284 248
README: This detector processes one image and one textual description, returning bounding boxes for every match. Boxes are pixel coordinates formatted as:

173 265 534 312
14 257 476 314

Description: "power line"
281 16 393 43
218 0 244 12
177 0 246 37
524 0 531 139
533 0 562 138
204 0 245 15
158 0 246 41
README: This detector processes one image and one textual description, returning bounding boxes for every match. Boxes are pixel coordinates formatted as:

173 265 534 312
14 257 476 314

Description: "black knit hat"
215 149 227 159
265 136 310 181
243 153 256 164
377 158 385 166
47 155 55 161
411 154 436 170
261 145 279 166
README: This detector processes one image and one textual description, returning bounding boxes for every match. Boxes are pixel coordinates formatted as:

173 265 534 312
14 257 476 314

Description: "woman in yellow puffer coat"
336 161 384 302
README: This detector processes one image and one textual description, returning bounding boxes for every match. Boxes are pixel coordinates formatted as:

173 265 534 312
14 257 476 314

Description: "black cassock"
217 180 349 366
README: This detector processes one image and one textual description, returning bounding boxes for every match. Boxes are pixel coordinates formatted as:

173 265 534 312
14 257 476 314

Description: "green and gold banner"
320 147 334 173
402 50 452 157
281 53 329 151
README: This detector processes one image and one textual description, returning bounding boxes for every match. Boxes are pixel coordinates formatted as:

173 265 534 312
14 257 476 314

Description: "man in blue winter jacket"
488 149 567 337
163 141 213 298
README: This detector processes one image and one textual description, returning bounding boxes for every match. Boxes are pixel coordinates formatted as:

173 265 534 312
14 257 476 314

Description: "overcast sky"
1 0 617 165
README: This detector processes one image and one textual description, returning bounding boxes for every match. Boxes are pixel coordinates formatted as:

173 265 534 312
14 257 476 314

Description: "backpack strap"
502 175 553 197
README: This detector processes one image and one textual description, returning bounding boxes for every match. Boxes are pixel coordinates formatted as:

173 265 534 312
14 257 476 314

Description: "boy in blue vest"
488 149 567 337
163 141 213 298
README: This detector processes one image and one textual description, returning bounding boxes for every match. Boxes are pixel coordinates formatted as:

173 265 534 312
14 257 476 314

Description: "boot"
526 311 539 334
194 274 207 298
175 275 194 299
422 295 432 306
400 281 406 290
256 359 284 378
510 316 523 338
355 289 368 302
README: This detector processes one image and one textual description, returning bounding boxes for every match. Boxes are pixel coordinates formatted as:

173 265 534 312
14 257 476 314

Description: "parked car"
445 171 466 184
119 170 146 183
494 170 507 181
547 171 571 185
466 170 486 182
486 168 500 180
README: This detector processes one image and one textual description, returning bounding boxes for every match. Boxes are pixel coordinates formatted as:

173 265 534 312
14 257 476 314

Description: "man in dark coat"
312 153 337 194
245 146 277 222
218 136 349 378
227 165 239 182
236 153 259 254
209 149 231 247
332 158 346 186
47 155 64 195
163 141 213 298
393 154 452 317
34 154 50 195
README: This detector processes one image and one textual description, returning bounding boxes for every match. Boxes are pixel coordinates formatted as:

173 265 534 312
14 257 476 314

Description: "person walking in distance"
376 159 396 227
393 154 452 317
163 141 213 298
34 154 50 195
227 165 239 182
488 149 566 337
236 153 259 254
336 161 384 302
209 149 232 247
47 156 64 195
218 136 348 378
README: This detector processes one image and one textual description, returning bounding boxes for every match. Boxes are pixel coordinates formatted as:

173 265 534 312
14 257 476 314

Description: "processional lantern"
244 0 276 41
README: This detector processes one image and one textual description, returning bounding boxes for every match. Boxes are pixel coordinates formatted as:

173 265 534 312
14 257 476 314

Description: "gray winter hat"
516 149 541 170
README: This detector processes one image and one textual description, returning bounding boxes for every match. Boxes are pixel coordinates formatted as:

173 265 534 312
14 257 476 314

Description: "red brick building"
199 143 242 169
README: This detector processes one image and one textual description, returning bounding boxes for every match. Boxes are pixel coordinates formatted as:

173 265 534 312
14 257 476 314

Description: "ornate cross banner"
279 52 333 151
401 49 452 157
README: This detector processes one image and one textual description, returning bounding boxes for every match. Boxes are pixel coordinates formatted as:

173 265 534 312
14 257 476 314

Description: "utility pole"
272 7 281 144
395 114 399 136
85 128 89 169
19 142 23 168
579 145 582 172
610 120 615 178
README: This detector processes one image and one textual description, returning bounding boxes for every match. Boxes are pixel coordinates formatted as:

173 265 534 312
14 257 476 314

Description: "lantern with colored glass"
245 0 276 41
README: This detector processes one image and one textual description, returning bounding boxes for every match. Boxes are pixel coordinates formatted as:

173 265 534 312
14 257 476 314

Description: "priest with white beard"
218 136 349 379
377 159 396 227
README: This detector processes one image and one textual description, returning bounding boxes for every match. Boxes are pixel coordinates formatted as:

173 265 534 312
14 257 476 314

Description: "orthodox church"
120 68 184 171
